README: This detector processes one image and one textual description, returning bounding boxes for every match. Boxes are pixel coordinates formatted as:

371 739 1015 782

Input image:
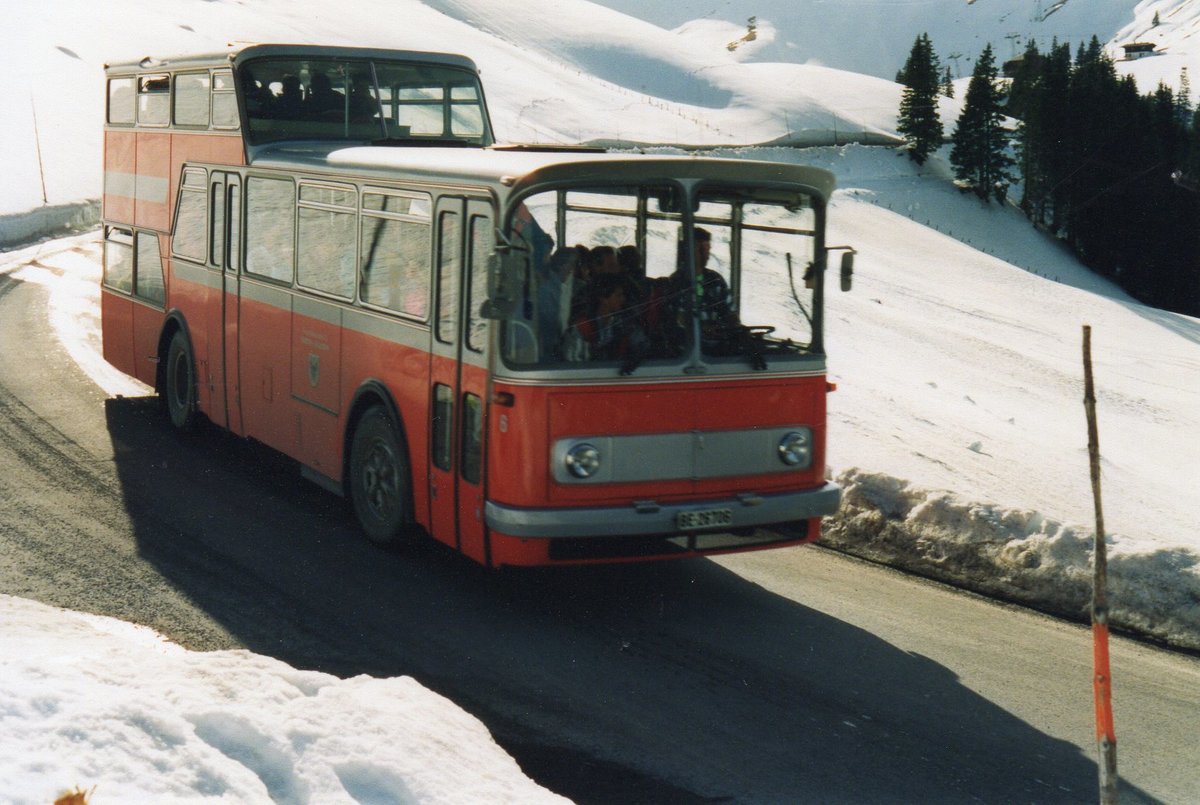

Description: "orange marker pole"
1083 325 1118 804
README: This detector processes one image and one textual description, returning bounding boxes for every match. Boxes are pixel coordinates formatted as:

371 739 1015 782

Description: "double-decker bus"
101 44 848 566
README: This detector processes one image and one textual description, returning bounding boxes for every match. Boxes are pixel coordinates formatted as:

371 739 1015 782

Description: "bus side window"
297 183 356 299
173 168 208 263
135 232 166 305
174 72 210 127
466 214 492 352
461 393 483 484
360 191 432 318
212 70 239 129
245 176 296 284
432 384 453 471
137 74 170 126
436 211 461 344
107 78 135 125
103 227 134 293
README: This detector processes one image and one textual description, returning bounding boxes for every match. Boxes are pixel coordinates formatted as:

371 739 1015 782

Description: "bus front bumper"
484 482 841 539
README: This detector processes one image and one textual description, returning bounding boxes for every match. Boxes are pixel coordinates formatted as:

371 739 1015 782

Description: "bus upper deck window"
212 70 239 129
174 72 210 127
107 78 135 125
137 74 169 126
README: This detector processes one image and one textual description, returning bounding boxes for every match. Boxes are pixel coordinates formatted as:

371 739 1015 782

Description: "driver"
674 227 739 350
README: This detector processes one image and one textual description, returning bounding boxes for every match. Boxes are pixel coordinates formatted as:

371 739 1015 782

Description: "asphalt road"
2 245 1198 803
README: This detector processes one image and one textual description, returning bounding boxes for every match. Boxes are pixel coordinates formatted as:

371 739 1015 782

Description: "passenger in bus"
535 246 581 359
566 243 593 325
240 68 273 116
306 72 343 118
274 74 305 118
671 227 739 350
348 76 377 122
563 274 648 363
617 245 644 285
587 245 619 277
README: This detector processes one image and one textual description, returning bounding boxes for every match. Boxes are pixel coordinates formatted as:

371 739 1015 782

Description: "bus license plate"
677 507 733 531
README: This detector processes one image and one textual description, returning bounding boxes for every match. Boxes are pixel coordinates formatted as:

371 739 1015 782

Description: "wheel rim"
361 438 400 522
170 351 190 413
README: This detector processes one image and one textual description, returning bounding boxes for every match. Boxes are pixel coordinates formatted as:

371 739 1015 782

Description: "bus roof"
249 143 838 204
105 43 479 75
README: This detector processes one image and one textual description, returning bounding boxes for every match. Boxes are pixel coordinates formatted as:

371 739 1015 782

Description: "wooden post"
30 94 48 205
1083 325 1118 804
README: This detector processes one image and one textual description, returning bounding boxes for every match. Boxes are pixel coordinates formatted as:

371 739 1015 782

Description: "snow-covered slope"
594 0 1143 79
0 0 903 217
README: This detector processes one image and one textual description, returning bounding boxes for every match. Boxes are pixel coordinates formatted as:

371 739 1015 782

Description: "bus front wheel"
165 331 197 430
349 407 414 544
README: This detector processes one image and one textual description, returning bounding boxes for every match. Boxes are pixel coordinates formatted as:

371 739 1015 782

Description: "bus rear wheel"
165 330 197 430
349 407 414 544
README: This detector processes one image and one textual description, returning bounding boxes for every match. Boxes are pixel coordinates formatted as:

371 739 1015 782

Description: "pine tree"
896 33 944 165
950 44 1015 202
942 66 955 98
1063 36 1122 260
1178 67 1193 125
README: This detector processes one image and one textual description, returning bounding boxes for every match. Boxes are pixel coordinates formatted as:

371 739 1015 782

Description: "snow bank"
825 468 1200 650
0 202 99 249
0 595 567 804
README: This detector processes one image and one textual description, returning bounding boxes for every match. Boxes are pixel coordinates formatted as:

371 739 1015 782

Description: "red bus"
101 44 848 566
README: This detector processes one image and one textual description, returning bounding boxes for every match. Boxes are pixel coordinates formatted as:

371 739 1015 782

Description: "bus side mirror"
840 251 854 292
480 249 525 320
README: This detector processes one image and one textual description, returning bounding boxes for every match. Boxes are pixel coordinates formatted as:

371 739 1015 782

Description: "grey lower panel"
486 482 841 539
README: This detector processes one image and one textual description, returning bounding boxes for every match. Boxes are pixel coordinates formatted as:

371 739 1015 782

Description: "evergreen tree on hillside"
1177 67 1193 124
896 33 943 165
1062 37 1123 261
950 44 1015 202
1016 40 1071 226
942 66 955 98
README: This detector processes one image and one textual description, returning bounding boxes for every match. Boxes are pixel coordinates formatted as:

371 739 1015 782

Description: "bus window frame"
172 70 212 129
102 225 167 309
136 74 171 128
242 172 298 287
106 76 136 126
358 186 434 323
211 69 240 131
295 179 359 302
171 166 210 265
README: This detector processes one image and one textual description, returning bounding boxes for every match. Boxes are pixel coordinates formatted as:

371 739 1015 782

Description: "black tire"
349 407 414 544
165 330 197 430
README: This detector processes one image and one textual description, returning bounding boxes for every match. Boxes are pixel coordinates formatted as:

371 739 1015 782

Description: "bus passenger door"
428 198 493 563
220 174 244 435
205 172 229 429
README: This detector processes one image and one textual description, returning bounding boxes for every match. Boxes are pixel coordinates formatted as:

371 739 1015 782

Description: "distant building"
1002 53 1042 78
1121 42 1157 60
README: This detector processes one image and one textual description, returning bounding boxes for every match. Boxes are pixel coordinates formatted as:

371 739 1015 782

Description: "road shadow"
103 396 1152 804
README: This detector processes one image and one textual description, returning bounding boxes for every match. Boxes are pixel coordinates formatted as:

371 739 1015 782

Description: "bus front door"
429 197 492 564
219 173 244 435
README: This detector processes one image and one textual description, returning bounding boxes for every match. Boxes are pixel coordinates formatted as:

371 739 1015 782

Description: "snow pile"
0 594 567 804
825 469 1200 650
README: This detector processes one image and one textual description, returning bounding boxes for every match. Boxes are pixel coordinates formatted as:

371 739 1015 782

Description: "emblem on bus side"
308 353 320 387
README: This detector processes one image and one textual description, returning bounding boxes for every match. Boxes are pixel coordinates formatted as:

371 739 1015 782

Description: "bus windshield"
500 184 822 373
240 56 490 146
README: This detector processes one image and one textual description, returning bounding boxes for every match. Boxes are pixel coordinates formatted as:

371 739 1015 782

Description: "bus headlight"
778 430 812 468
565 443 602 478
